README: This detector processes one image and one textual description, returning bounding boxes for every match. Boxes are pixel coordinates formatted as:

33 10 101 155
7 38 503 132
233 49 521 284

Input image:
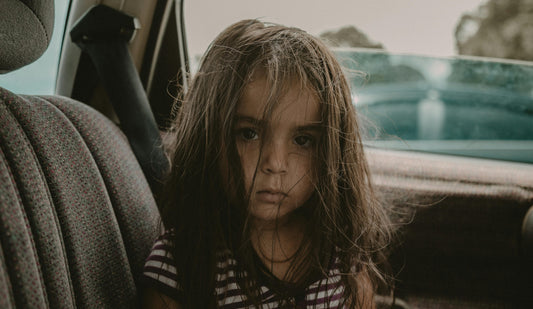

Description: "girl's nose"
260 141 288 175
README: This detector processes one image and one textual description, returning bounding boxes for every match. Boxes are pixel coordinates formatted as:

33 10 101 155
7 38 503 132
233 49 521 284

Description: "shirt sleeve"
141 230 184 302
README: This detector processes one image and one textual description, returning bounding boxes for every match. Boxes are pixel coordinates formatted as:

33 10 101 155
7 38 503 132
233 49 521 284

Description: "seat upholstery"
0 87 160 308
0 0 54 72
367 148 533 308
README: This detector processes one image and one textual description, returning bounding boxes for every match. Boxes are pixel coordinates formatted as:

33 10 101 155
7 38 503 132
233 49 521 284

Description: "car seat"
0 0 160 308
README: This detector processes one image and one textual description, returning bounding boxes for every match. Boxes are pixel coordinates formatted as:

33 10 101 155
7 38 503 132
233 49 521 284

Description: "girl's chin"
248 203 300 225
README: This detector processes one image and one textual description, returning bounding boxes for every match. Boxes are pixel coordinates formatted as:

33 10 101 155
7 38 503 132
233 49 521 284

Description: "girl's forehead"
245 67 313 95
238 74 321 124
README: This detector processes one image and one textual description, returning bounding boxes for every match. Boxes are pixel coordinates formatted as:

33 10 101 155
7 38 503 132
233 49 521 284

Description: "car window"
0 0 70 95
186 0 533 164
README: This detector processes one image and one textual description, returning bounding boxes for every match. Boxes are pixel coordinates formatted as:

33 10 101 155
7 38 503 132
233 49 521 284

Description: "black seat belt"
70 5 168 195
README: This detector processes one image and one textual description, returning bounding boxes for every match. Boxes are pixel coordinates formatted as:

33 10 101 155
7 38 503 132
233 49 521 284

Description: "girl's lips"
255 191 287 203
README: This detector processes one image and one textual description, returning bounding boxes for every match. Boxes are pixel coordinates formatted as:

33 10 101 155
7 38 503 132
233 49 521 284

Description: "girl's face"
233 74 321 223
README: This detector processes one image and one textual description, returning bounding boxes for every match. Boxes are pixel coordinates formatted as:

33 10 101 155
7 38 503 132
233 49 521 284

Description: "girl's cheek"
236 143 258 188
303 154 318 183
218 154 232 196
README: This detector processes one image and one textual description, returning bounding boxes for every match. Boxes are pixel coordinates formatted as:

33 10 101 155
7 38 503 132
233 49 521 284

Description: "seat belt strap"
71 5 168 195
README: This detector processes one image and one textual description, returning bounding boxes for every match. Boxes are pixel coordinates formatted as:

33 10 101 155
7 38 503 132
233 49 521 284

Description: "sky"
1 0 486 94
185 0 486 59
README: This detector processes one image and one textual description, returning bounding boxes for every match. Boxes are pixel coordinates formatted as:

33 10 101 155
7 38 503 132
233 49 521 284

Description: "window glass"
185 0 533 163
0 0 70 95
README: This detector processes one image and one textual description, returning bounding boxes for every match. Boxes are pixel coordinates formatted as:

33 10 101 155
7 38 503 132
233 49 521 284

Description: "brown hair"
160 19 393 308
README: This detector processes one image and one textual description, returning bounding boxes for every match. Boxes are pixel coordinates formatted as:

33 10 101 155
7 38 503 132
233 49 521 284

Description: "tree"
319 26 384 49
455 0 533 61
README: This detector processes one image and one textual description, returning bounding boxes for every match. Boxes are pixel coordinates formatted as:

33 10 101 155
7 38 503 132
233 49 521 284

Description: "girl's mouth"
255 190 287 203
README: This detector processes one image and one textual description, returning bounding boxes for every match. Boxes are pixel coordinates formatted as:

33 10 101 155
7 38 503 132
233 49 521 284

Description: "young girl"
142 19 393 308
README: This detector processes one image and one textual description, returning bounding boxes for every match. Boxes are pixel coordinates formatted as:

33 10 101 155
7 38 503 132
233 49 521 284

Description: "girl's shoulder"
142 230 181 300
142 230 237 301
143 230 236 278
142 231 348 307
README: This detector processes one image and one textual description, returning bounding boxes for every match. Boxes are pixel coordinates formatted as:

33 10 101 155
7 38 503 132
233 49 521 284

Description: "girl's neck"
250 213 307 281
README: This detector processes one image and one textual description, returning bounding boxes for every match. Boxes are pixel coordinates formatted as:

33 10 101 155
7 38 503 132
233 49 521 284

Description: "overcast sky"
185 0 486 59
1 0 487 94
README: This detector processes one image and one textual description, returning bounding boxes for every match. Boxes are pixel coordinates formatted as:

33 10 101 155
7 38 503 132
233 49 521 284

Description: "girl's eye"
294 135 314 147
239 128 259 141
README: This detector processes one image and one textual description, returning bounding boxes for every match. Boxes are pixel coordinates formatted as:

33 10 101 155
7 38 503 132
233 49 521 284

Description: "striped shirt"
142 231 347 308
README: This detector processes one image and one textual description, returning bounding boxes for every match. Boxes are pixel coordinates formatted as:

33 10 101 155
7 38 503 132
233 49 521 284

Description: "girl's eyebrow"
296 124 322 132
236 115 322 131
235 115 265 126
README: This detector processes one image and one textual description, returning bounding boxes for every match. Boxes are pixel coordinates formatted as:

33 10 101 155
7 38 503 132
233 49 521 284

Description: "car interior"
0 0 532 308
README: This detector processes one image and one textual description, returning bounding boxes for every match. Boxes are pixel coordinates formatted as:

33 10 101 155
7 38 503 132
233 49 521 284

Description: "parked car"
336 49 533 164
0 0 532 308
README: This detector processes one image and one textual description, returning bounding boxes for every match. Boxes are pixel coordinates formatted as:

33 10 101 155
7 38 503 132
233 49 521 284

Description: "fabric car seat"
0 1 160 308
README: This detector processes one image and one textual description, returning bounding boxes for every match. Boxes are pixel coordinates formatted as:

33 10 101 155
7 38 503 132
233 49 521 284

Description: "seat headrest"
0 0 55 73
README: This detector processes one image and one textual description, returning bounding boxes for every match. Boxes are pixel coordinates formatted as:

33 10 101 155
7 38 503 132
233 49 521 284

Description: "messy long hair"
160 19 393 308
